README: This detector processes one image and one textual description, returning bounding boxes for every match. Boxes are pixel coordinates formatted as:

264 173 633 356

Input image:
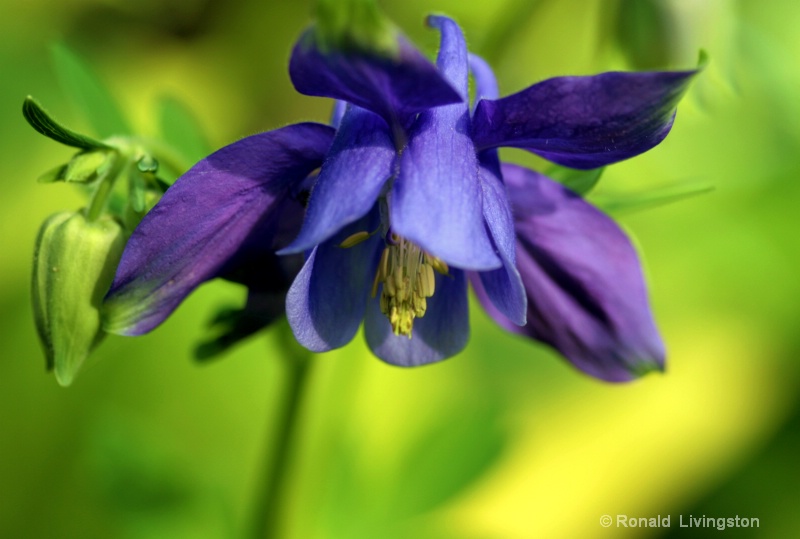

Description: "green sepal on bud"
64 150 117 183
313 0 398 55
22 96 110 150
32 211 127 386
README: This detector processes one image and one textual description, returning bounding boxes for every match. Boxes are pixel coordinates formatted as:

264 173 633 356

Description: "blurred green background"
2 0 799 537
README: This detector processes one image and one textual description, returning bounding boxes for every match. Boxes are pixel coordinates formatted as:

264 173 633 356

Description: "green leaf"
615 0 675 70
314 0 398 55
546 164 606 195
157 95 211 164
23 96 111 150
50 42 132 137
64 151 114 183
319 439 375 539
37 164 68 184
593 180 715 214
386 399 508 518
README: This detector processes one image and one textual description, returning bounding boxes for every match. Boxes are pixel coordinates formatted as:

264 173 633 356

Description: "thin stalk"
85 153 125 222
85 177 114 222
250 343 313 539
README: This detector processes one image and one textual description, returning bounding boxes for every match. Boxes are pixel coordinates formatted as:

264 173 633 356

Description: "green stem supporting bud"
85 151 126 222
32 211 127 386
314 0 397 55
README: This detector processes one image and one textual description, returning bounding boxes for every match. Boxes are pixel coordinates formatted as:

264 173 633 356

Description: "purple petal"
468 53 499 103
286 211 382 352
364 269 469 367
486 163 665 381
391 18 500 270
280 106 395 254
330 99 347 128
473 152 526 325
472 68 699 169
103 123 335 335
290 26 462 128
217 199 305 291
426 16 469 98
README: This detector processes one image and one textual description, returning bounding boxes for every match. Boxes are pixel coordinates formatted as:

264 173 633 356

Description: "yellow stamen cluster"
371 234 448 338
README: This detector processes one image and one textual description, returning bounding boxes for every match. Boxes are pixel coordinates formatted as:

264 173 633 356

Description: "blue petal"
391 17 500 270
280 106 395 254
286 210 382 352
480 164 665 382
330 99 347 128
364 269 469 366
103 123 335 335
473 152 526 325
426 16 469 98
290 26 462 128
472 68 700 169
468 53 499 104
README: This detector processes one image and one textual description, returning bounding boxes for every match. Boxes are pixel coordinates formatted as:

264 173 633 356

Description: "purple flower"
104 16 699 381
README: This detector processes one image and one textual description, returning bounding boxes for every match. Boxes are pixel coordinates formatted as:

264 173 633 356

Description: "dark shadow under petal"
365 269 469 367
472 68 699 169
103 123 335 335
491 163 665 382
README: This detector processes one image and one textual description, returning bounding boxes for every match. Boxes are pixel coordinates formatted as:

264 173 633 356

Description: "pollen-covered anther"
372 235 442 338
338 230 372 249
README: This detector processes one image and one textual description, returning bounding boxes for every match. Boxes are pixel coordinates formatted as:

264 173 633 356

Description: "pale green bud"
32 211 127 386
64 150 116 183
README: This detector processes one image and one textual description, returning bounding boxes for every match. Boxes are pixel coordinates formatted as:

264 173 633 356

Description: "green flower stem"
85 177 114 222
251 327 313 539
85 155 125 222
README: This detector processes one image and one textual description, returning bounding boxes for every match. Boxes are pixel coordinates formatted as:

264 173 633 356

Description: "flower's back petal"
391 18 500 271
468 53 499 104
472 68 699 169
290 27 461 128
286 211 381 352
280 106 394 254
473 152 526 325
365 269 469 366
426 16 469 98
494 164 665 382
103 123 334 335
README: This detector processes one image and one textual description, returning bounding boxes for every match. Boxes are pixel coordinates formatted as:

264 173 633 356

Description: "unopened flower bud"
32 211 126 386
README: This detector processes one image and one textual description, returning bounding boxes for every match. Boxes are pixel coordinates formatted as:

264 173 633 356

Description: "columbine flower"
104 15 699 381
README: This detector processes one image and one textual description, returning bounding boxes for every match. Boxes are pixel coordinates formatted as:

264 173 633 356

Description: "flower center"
371 233 448 338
